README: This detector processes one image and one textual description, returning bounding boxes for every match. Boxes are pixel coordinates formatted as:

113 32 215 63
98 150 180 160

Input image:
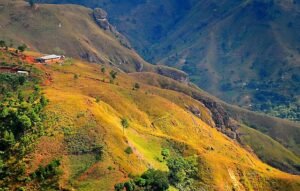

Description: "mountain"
1 48 300 190
1 1 300 190
39 0 300 121
0 0 187 81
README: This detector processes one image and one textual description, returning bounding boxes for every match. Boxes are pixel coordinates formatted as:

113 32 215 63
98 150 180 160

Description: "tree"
121 118 129 128
17 44 27 52
167 156 199 190
101 67 106 73
141 169 169 191
74 74 79 80
121 118 129 134
124 181 135 191
133 83 140 90
110 70 118 80
114 183 124 191
0 40 6 48
124 146 133 155
161 148 170 159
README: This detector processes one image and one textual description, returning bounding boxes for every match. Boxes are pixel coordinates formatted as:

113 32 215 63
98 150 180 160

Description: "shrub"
167 156 199 190
121 118 129 129
141 169 169 191
114 183 124 191
101 67 106 73
161 148 170 159
17 44 27 53
124 181 135 191
110 70 118 79
133 83 140 90
95 97 100 103
0 40 6 48
125 147 133 155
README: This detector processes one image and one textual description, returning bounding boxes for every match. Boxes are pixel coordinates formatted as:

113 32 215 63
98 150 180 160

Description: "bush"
110 70 118 79
114 183 124 191
121 118 129 129
125 147 133 155
95 97 100 103
17 44 27 52
133 83 140 90
74 74 79 80
124 181 135 191
167 156 199 190
101 67 106 73
141 169 169 191
161 148 170 159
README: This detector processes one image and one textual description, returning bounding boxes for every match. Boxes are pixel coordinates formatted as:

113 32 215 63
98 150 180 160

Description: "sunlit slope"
0 0 150 73
40 0 300 121
131 72 300 174
31 59 300 191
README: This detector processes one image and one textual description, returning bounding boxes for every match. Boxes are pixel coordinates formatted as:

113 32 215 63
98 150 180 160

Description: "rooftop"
38 54 61 60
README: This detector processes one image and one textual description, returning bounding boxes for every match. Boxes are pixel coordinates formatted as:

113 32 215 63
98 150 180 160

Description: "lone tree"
101 67 106 74
17 44 27 53
110 70 118 80
134 83 140 90
121 118 129 134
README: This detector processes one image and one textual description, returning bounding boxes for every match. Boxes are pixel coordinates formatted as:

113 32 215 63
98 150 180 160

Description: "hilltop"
0 48 299 190
40 0 300 121
0 0 187 81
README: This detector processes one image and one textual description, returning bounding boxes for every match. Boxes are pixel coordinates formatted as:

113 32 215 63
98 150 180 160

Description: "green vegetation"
74 74 79 80
95 96 101 103
133 83 140 90
125 147 133 155
115 156 199 191
167 156 199 190
101 67 106 73
115 169 169 191
121 118 129 134
30 159 61 189
0 72 54 189
110 70 118 80
17 44 27 53
161 148 170 160
0 40 6 48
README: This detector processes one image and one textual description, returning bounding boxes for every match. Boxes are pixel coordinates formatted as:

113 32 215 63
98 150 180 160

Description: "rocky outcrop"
93 8 132 49
156 66 189 83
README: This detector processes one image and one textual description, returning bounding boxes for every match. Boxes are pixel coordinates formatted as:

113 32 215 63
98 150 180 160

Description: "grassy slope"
25 56 300 191
3 2 299 168
0 0 152 73
238 125 300 175
40 0 300 121
130 72 300 173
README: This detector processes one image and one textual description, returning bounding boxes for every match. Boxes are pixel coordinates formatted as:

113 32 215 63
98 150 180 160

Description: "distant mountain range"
40 0 300 121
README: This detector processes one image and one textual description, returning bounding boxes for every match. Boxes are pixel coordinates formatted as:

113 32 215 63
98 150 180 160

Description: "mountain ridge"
39 0 300 121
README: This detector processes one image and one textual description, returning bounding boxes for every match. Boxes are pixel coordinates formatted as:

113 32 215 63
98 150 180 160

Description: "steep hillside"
40 0 300 121
0 0 187 81
1 49 299 190
131 72 300 174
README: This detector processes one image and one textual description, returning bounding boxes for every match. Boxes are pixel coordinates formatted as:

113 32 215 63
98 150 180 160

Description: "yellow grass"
29 59 300 191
